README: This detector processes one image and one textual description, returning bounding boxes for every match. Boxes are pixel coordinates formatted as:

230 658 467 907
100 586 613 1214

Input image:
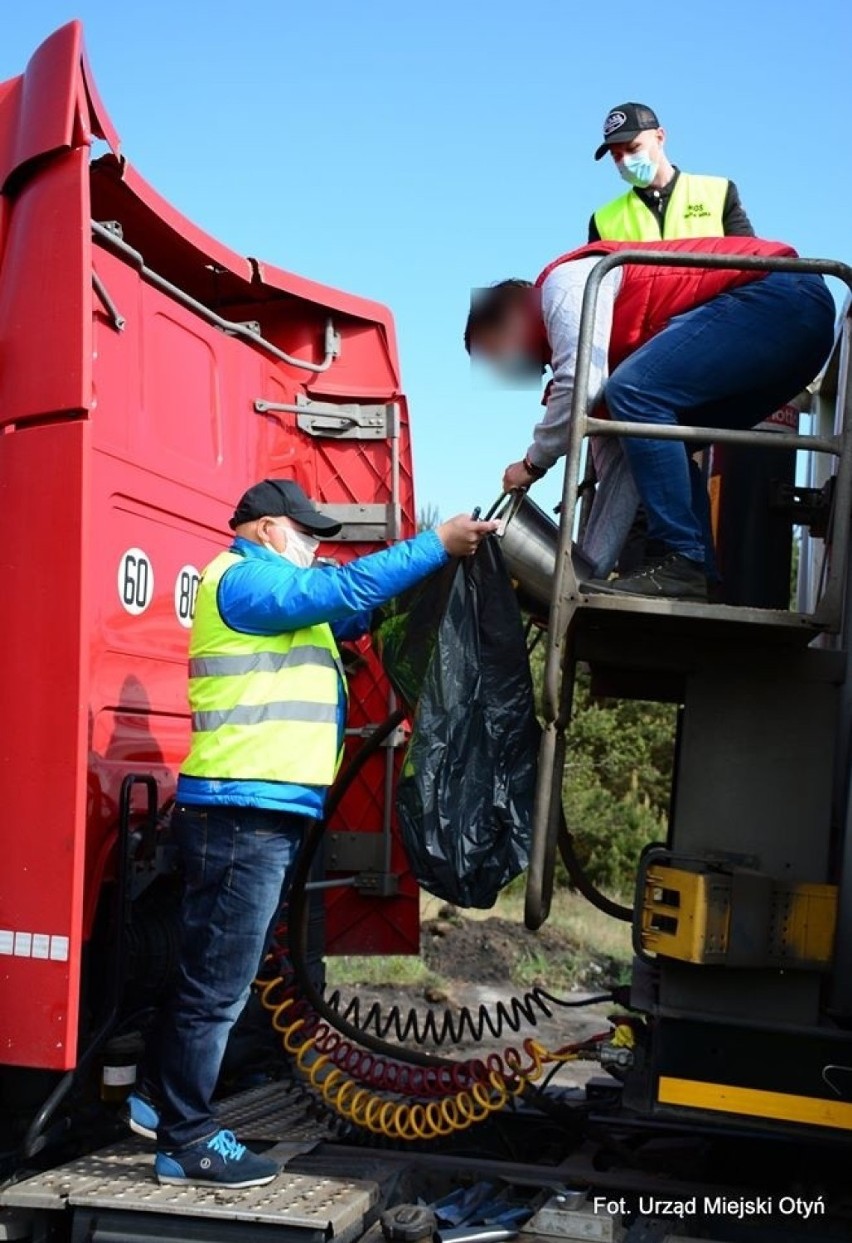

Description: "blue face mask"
617 151 658 188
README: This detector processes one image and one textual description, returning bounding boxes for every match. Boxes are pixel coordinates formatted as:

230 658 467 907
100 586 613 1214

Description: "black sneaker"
155 1128 279 1188
582 553 709 602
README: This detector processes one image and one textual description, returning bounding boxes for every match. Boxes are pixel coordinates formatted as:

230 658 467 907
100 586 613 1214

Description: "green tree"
530 646 676 895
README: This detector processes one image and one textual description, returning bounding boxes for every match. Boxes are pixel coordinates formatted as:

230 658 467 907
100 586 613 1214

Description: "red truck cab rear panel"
0 22 419 1070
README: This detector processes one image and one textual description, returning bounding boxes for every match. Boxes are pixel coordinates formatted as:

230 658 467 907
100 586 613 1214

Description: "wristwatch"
523 455 547 480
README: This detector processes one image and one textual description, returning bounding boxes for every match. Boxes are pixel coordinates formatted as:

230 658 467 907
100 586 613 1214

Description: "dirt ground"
328 905 627 1088
419 908 624 994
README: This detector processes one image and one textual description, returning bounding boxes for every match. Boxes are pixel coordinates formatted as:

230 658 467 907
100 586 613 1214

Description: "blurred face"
472 296 542 386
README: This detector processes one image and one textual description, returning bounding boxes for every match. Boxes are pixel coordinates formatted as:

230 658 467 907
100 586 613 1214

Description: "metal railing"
525 250 852 931
91 220 341 373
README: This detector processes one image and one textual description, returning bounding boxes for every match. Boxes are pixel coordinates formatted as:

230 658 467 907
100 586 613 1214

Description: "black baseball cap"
229 478 342 536
594 102 661 160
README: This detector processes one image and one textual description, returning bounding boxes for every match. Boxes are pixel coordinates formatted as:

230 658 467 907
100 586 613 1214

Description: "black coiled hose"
284 711 614 1071
323 983 613 1047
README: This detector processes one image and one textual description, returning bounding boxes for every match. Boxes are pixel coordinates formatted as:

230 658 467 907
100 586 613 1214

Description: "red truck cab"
0 20 419 1074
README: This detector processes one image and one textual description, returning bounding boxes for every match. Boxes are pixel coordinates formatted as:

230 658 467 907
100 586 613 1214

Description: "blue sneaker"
125 1092 160 1140
155 1129 279 1188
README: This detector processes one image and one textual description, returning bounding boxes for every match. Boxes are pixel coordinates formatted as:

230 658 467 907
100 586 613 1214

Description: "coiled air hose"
257 974 603 1139
256 710 616 1140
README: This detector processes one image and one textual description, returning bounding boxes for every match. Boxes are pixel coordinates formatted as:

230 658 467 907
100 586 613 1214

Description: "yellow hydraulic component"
640 863 836 969
774 882 837 964
256 977 585 1142
640 866 729 963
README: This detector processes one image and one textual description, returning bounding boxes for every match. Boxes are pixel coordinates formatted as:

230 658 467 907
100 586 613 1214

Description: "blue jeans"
153 804 304 1149
604 272 836 563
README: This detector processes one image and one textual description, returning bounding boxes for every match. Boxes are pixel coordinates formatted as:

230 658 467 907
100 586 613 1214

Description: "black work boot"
582 553 709 602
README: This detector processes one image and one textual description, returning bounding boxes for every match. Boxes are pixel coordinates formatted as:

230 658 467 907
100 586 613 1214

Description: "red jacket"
536 237 798 369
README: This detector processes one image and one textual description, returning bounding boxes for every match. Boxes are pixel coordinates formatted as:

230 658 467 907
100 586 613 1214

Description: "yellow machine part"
658 1075 852 1132
640 864 837 967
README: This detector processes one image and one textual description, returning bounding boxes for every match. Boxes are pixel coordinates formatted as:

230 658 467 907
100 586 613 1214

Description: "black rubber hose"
557 807 632 923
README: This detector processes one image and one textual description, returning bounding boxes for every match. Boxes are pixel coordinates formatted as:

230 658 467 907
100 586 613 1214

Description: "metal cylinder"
495 493 592 616
382 1205 437 1243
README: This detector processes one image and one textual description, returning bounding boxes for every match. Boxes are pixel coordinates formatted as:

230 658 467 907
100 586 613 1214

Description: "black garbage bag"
374 538 539 908
370 556 458 716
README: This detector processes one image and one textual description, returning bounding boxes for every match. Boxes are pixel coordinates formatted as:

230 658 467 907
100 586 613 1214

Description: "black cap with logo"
229 478 342 536
594 102 660 160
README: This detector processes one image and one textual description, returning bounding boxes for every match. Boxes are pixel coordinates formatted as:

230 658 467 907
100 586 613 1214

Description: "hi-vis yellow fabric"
181 552 345 786
594 174 728 241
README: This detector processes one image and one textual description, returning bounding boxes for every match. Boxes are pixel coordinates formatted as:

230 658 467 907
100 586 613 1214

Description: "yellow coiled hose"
257 976 590 1141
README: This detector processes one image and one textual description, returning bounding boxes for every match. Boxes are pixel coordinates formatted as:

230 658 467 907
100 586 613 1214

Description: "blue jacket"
176 531 449 817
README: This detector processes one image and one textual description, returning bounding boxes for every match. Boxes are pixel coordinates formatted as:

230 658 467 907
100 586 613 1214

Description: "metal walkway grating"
0 1086 374 1235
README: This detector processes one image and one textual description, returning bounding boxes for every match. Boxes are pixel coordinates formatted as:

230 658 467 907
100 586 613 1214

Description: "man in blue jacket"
128 479 496 1187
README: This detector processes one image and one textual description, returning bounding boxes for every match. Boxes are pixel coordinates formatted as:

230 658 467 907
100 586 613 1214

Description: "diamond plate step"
1 1088 371 1235
2 1143 375 1232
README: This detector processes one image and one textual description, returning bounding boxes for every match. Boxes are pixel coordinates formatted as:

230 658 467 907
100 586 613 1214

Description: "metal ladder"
525 250 852 931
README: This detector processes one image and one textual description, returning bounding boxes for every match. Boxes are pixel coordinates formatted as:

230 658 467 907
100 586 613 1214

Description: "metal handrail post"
527 258 615 928
815 318 852 627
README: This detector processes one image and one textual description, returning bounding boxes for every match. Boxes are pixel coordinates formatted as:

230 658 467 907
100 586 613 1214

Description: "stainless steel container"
495 492 592 616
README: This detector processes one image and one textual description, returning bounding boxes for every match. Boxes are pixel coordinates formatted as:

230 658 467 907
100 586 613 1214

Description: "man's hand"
437 515 501 558
503 459 539 492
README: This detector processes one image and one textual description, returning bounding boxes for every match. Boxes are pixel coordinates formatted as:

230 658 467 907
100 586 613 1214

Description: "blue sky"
3 1 849 518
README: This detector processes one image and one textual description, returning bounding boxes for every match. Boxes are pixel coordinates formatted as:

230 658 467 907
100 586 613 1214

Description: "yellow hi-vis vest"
593 173 729 241
181 551 346 787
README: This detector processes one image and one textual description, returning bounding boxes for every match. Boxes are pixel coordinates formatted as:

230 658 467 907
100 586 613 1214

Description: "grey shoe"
582 553 709 602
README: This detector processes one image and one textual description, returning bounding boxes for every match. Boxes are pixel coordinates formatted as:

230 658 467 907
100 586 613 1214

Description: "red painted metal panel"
0 146 91 426
0 24 421 1070
0 421 90 1069
0 21 89 190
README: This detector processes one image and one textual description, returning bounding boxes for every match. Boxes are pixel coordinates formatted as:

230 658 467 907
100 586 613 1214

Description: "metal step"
574 592 822 648
1 1087 375 1236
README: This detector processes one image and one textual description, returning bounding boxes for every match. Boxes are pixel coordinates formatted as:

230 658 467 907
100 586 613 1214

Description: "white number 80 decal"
174 566 201 628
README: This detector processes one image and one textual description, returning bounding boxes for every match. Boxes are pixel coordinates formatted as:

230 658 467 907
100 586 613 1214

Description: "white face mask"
266 524 320 568
281 526 320 568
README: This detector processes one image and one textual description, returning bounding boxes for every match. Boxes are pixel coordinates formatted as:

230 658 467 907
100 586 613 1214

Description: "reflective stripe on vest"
192 699 339 734
180 550 345 787
188 646 337 678
593 174 728 241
